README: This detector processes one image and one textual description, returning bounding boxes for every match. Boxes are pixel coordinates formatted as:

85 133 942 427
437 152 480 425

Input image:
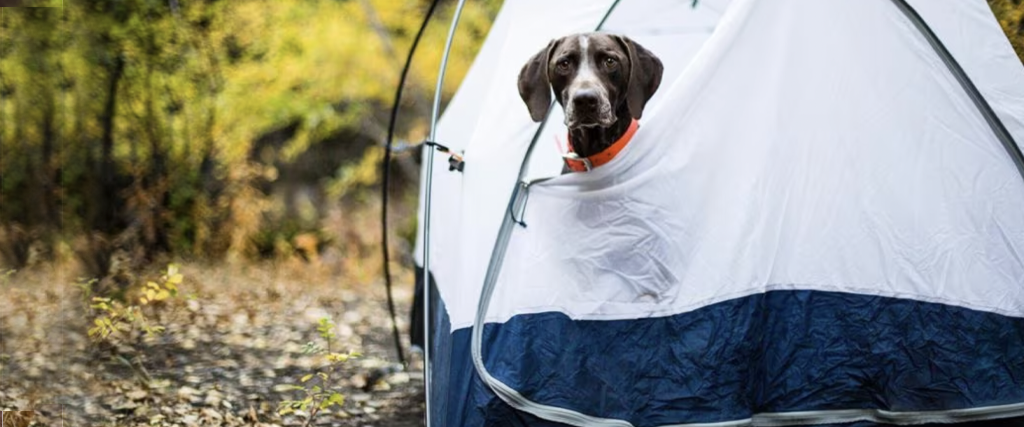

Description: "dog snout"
572 89 601 113
568 88 614 127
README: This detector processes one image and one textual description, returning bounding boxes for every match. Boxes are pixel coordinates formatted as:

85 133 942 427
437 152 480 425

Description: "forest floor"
0 261 425 427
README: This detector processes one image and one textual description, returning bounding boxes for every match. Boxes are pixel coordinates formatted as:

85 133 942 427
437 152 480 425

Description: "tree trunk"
97 54 125 234
40 97 55 227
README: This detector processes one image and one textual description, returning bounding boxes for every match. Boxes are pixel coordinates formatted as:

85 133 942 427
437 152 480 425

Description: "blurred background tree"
0 0 499 277
991 0 1024 61
0 0 1021 279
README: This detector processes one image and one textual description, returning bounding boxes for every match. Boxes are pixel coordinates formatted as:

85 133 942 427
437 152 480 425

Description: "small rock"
342 311 362 324
252 337 268 349
272 384 298 393
125 389 148 401
231 313 249 327
349 393 371 403
201 407 223 421
350 374 367 390
204 389 224 407
215 358 238 368
177 386 199 401
245 405 260 422
148 378 172 389
110 399 139 413
388 372 410 385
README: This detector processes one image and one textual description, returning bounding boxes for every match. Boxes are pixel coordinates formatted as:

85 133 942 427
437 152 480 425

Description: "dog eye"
556 59 571 72
604 57 618 69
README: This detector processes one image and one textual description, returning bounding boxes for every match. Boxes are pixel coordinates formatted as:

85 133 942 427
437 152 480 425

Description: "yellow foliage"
989 0 1024 64
328 145 385 199
0 0 499 258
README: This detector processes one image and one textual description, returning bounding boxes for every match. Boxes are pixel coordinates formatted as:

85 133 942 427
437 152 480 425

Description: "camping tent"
412 0 1024 425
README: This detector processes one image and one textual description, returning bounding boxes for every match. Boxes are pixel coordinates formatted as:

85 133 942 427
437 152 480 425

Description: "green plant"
278 316 360 426
88 265 180 338
86 264 183 384
0 269 16 286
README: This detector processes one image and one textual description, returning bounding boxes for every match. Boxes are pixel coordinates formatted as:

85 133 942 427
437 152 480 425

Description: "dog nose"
572 89 600 112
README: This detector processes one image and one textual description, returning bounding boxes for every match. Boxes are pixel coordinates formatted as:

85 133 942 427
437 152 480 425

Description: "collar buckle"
562 152 592 172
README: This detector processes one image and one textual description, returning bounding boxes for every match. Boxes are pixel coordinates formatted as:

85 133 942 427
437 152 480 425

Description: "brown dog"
518 33 663 168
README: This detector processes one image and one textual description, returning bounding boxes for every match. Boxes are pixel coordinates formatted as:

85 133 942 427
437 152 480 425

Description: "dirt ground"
0 261 426 427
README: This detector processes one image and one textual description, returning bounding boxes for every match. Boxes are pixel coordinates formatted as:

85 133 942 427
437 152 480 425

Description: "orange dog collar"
563 119 639 172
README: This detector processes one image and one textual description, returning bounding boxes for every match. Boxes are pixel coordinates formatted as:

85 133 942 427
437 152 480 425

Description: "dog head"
518 33 663 129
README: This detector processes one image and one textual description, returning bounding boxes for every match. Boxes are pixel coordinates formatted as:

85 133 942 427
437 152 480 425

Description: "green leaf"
300 373 314 383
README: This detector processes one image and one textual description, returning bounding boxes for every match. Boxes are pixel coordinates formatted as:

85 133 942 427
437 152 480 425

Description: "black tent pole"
380 0 442 369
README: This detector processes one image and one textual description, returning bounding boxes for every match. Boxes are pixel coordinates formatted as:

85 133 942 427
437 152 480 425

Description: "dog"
518 32 663 172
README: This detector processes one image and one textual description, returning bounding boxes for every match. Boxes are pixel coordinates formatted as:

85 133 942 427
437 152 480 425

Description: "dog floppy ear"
518 39 558 122
615 35 663 120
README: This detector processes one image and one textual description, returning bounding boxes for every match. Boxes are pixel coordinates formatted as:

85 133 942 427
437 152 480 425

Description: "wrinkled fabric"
418 0 1024 425
489 0 1024 327
436 291 1024 426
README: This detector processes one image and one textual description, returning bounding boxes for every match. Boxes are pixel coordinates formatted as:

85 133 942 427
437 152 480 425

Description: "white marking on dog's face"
564 34 614 128
577 35 594 83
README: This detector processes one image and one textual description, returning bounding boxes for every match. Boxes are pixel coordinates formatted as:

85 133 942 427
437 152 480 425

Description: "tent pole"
380 0 441 371
888 0 1024 183
470 2 637 426
424 0 469 425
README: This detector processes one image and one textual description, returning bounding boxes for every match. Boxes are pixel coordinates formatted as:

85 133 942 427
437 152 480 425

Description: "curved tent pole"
888 0 1024 183
469 2 636 426
380 0 442 370
423 0 469 425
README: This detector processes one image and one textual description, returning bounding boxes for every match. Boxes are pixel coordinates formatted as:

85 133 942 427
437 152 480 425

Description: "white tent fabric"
416 0 730 329
415 0 1024 425
489 0 1024 325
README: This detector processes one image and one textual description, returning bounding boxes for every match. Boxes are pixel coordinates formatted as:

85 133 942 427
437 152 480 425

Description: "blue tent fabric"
430 289 1024 426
